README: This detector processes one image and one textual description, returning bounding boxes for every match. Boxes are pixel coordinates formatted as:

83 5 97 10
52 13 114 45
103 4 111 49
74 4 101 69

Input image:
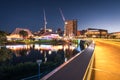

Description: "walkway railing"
83 41 95 80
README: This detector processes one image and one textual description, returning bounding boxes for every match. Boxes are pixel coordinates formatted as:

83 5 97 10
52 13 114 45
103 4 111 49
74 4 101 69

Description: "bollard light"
36 59 42 80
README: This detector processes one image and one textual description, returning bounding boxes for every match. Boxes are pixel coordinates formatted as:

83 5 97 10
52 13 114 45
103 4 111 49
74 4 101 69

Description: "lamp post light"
36 59 42 80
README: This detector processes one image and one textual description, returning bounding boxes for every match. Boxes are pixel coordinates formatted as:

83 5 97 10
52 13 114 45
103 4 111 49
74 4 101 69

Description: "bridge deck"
91 40 120 80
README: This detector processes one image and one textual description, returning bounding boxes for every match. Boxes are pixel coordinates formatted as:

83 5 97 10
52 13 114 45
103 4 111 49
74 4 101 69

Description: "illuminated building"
7 28 33 40
76 30 87 38
64 20 77 37
34 32 61 41
85 28 108 38
108 32 120 39
41 32 60 40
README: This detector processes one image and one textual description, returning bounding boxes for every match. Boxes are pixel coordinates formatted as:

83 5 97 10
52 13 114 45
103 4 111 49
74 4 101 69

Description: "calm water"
0 40 90 79
0 43 82 79
5 44 81 64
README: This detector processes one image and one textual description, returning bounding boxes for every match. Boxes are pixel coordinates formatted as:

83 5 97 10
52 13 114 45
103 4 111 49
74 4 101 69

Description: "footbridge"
41 40 95 80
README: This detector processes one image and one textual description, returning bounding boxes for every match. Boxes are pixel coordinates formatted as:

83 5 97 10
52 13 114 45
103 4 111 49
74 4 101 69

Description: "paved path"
92 39 120 80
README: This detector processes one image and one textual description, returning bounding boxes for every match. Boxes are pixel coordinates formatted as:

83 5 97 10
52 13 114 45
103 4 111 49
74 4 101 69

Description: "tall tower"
65 20 77 37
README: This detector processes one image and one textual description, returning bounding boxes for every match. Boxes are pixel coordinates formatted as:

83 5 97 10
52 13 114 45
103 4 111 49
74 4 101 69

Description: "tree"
0 47 12 63
19 30 28 39
0 30 7 45
57 28 63 36
111 35 116 39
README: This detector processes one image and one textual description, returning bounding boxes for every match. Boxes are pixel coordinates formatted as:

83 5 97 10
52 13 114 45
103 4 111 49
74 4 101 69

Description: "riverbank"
4 39 78 45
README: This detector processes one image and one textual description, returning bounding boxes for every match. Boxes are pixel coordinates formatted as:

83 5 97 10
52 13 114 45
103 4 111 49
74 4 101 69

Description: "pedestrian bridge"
41 40 95 80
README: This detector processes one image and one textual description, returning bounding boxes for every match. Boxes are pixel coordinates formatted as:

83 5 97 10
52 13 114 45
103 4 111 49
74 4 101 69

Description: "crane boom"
43 9 47 33
59 8 65 21
59 8 66 36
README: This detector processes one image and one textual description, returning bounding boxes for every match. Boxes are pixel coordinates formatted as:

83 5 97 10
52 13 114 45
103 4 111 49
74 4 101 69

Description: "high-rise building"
64 20 77 37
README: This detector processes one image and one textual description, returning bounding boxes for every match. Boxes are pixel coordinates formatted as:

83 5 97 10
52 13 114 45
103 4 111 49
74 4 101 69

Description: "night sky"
0 0 120 33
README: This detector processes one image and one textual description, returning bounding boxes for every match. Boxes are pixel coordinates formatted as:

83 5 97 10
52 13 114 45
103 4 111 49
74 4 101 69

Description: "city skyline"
0 0 120 33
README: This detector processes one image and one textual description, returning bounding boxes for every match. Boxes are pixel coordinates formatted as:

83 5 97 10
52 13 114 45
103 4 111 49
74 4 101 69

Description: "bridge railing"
83 41 95 80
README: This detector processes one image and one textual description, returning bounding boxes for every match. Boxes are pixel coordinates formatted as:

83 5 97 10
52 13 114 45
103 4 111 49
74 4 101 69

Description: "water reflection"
5 44 79 64
0 40 89 80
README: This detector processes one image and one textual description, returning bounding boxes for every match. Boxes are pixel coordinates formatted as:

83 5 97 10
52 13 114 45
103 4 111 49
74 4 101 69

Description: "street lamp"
36 59 42 80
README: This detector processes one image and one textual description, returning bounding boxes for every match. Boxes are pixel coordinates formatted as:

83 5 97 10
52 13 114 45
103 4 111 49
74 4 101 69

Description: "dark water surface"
6 44 80 64
0 43 82 80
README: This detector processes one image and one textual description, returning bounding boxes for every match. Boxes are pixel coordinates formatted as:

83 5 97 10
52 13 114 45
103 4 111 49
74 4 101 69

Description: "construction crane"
59 8 66 36
59 8 65 21
43 9 47 33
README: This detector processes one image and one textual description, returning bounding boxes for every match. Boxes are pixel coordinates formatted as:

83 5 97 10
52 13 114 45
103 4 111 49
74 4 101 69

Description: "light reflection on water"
5 44 80 64
6 44 76 52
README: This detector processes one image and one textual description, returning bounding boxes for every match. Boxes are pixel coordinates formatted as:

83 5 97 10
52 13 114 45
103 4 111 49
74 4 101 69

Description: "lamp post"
36 60 42 80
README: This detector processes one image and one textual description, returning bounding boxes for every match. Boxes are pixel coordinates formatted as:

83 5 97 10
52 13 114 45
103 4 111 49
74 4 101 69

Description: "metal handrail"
83 41 95 80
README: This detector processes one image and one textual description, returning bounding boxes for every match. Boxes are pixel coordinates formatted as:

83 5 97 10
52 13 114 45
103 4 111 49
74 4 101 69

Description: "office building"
64 20 77 37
